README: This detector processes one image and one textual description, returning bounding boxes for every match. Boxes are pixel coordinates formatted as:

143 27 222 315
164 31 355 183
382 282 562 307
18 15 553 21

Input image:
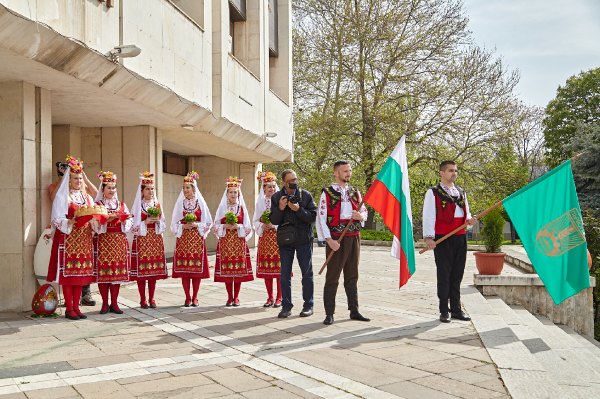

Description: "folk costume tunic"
94 199 131 284
253 196 280 278
172 204 210 279
214 205 254 283
47 191 96 286
130 199 168 281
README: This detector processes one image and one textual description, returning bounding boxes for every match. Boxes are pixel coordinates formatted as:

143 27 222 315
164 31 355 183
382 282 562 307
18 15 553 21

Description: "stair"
462 287 600 398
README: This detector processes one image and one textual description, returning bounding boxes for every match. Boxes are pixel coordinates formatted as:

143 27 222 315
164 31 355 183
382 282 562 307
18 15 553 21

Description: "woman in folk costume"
213 176 254 306
130 172 168 309
47 156 99 320
171 171 212 307
94 171 132 315
253 171 282 307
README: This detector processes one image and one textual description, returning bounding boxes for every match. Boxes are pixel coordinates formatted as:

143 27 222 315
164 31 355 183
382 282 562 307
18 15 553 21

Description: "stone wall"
474 274 596 337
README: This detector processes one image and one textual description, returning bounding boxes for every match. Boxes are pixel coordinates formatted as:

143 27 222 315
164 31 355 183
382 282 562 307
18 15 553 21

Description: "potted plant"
474 207 506 275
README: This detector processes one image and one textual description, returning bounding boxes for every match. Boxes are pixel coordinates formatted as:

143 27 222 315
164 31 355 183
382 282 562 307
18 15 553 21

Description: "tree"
292 0 525 229
543 67 600 167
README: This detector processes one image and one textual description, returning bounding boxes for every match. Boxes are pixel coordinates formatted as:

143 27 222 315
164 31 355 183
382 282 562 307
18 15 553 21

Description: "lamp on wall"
108 45 142 62
265 132 278 138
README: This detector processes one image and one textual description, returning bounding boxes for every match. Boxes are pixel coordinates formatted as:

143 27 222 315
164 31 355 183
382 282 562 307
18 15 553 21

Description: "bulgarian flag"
364 136 416 287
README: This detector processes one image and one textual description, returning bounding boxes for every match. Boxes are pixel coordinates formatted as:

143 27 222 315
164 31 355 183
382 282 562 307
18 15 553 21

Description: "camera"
286 195 299 204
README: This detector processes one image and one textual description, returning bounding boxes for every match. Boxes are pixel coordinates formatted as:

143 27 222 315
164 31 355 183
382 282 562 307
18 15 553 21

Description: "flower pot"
474 252 505 275
588 250 593 270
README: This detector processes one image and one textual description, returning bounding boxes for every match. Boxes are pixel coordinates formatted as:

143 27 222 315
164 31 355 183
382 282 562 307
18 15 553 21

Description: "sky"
462 0 600 108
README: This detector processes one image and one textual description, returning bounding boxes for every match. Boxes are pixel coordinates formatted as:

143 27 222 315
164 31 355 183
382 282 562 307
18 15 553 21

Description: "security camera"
112 45 141 58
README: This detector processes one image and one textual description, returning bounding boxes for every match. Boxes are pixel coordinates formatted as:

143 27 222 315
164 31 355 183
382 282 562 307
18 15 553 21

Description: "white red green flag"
363 136 416 287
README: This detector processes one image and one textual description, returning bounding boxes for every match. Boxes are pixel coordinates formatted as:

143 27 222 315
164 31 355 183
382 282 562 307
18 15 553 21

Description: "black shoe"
451 311 471 321
109 305 123 315
349 311 370 322
65 311 79 321
299 307 313 317
440 312 451 323
278 309 292 318
80 293 96 306
323 315 334 325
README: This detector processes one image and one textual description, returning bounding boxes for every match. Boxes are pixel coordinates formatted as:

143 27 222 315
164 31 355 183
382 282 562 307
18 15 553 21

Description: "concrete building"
0 0 293 312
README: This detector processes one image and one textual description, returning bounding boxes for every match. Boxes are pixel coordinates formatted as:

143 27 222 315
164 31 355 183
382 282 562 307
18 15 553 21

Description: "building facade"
0 0 293 311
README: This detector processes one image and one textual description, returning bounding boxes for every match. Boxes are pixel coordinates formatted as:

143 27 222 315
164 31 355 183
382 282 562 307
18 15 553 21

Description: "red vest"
432 185 467 235
324 186 361 237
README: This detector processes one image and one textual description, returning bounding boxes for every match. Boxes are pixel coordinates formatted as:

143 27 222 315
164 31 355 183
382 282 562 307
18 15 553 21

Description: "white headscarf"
170 177 212 237
50 166 72 227
131 174 165 234
94 172 119 203
215 180 253 241
255 175 279 216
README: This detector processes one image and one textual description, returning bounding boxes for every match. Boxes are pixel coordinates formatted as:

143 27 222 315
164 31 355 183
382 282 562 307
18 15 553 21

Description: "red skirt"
172 228 210 279
95 231 130 283
47 223 95 286
130 226 168 281
214 229 254 283
256 229 281 278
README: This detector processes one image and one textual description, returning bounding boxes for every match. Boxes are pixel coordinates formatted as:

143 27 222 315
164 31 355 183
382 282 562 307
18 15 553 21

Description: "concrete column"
122 126 159 206
0 81 51 311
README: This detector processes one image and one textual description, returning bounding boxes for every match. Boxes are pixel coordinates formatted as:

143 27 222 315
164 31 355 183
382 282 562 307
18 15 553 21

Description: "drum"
34 227 56 288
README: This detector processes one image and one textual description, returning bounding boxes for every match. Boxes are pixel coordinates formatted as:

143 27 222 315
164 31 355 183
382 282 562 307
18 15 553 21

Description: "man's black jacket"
269 188 317 246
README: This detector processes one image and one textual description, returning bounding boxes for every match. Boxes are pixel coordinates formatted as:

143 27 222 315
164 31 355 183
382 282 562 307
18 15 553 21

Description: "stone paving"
0 246 510 398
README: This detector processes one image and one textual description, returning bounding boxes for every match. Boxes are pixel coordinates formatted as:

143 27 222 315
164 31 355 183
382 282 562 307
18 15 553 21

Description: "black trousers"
433 234 467 314
323 235 360 315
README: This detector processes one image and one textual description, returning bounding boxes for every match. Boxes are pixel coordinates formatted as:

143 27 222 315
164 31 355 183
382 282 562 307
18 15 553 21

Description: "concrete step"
556 323 600 364
461 288 564 398
488 299 600 397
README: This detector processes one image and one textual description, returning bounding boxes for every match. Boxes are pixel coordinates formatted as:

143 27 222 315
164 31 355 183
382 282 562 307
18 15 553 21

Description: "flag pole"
318 201 364 275
418 152 586 255
418 199 504 254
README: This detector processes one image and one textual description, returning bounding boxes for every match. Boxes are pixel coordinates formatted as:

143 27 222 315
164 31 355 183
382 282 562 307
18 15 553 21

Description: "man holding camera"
316 161 370 325
269 169 317 318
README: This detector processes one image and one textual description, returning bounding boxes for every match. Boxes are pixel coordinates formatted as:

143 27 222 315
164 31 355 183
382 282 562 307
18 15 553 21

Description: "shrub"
481 207 505 253
360 229 393 241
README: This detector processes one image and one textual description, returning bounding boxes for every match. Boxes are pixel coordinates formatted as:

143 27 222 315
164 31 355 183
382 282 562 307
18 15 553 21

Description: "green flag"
504 161 590 304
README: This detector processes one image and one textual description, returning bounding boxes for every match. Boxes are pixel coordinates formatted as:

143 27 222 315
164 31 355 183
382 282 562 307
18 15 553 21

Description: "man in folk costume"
253 171 282 307
316 160 370 325
130 172 168 309
213 176 254 306
423 160 477 323
47 156 100 320
171 171 212 307
94 171 132 315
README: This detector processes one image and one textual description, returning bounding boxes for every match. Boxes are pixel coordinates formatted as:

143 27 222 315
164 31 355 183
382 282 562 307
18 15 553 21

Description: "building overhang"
0 4 292 163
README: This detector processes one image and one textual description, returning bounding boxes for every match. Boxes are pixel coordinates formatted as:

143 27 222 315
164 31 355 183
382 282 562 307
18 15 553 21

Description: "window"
163 151 188 176
268 0 279 57
229 0 247 56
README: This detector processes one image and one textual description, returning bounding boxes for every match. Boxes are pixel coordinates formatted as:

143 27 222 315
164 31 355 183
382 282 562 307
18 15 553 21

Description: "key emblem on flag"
535 208 586 257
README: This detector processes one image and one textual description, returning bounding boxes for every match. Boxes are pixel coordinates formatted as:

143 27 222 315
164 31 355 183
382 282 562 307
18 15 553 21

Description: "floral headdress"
140 171 155 186
226 176 242 188
65 155 83 174
257 171 276 184
183 171 200 185
98 170 117 183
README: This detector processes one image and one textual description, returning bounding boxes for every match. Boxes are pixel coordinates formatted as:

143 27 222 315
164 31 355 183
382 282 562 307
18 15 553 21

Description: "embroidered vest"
323 185 361 237
431 184 467 235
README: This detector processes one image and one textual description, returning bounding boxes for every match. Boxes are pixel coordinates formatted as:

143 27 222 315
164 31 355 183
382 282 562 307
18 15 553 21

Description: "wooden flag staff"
418 199 504 255
418 152 586 255
318 201 364 275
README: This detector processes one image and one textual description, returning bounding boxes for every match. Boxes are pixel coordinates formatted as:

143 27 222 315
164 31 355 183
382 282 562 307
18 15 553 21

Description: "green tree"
543 67 600 167
292 0 523 229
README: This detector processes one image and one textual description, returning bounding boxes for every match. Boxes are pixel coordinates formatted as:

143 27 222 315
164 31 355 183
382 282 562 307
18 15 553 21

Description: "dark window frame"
163 151 188 176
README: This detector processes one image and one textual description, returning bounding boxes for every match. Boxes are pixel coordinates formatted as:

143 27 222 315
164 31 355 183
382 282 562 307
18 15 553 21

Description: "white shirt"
422 184 471 238
316 184 368 241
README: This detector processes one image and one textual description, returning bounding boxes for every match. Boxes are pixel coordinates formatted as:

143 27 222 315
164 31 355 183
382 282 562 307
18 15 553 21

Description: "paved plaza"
0 246 510 398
